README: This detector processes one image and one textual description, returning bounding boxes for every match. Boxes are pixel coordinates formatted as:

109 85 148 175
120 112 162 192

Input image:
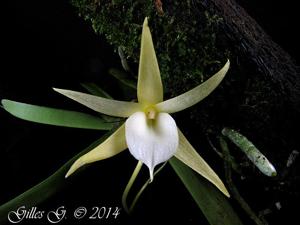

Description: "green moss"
69 0 289 146
69 0 298 179
70 0 227 96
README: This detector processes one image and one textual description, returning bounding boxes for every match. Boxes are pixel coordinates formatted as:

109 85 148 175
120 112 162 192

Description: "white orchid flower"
54 18 230 197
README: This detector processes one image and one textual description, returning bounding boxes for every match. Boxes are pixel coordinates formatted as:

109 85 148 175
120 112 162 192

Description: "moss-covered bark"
70 0 298 148
71 0 226 92
69 1 299 222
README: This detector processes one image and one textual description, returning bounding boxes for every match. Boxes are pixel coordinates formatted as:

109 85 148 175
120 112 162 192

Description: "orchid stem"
122 160 143 214
129 161 167 212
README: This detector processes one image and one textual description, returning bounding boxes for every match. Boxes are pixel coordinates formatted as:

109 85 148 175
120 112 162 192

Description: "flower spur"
54 18 230 198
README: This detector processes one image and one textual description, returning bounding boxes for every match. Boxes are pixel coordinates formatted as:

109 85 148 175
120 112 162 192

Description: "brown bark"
201 0 300 110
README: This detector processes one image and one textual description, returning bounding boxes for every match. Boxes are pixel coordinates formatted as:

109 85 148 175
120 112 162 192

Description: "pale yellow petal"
54 88 141 117
66 124 127 177
174 129 230 197
137 17 163 105
156 60 230 113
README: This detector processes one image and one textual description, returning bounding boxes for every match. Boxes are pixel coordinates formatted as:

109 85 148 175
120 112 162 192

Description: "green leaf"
81 82 113 99
109 68 137 90
0 129 115 224
169 158 243 225
2 99 113 130
175 129 230 197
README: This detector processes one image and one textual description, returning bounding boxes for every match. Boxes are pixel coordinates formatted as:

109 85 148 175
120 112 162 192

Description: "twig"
206 134 223 158
206 134 242 174
220 137 267 225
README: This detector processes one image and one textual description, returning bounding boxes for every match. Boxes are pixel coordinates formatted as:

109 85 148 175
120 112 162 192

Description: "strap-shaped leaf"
0 129 116 224
175 129 230 197
109 68 137 90
156 60 230 113
170 158 243 225
2 99 113 130
80 82 113 99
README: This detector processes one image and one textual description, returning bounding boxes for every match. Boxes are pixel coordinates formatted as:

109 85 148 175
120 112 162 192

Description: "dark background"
1 1 299 224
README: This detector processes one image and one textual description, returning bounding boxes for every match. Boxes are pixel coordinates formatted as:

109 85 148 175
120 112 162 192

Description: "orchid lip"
125 111 179 180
